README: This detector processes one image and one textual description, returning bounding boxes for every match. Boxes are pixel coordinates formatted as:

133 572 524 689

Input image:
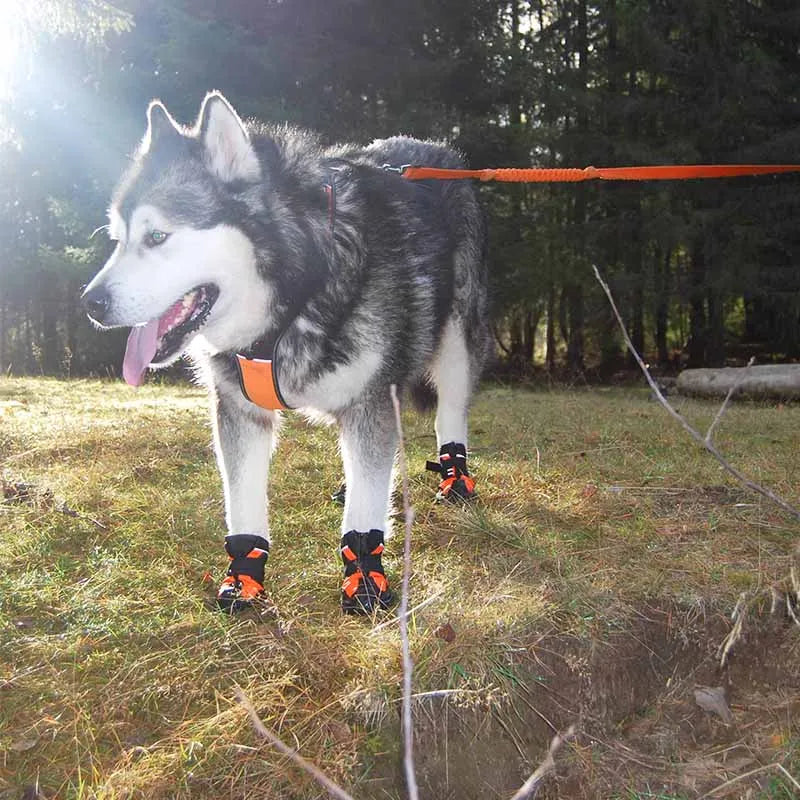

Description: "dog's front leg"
209 368 278 612
338 400 396 614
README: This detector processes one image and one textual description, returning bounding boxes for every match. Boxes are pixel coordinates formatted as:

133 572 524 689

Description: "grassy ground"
1 376 798 799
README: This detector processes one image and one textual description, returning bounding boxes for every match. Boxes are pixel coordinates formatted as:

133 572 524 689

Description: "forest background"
1 0 799 378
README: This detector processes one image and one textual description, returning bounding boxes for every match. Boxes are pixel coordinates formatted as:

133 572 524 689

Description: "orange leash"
400 164 800 182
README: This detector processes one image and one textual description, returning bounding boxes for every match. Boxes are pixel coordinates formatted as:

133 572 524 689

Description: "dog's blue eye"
145 230 169 247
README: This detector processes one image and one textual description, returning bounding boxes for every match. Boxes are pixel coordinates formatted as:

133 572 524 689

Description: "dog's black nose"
81 285 111 323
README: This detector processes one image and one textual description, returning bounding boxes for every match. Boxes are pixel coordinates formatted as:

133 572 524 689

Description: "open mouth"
153 284 220 361
123 284 219 386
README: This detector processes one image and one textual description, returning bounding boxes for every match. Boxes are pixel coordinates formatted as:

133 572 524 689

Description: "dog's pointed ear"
197 91 261 183
142 100 181 152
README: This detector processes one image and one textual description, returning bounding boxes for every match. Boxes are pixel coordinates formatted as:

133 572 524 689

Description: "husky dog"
82 92 489 613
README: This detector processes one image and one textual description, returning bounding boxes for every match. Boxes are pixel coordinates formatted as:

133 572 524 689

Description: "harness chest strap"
234 353 291 411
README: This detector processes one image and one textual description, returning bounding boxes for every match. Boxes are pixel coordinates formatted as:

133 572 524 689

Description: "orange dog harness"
234 353 290 411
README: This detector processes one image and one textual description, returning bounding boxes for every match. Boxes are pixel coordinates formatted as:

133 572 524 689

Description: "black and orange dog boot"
217 534 270 613
340 529 394 615
426 441 476 502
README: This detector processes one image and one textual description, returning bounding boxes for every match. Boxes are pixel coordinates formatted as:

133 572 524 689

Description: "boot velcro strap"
427 442 470 479
342 541 384 563
340 529 385 560
342 572 361 598
224 534 269 582
225 534 270 558
368 570 389 593
342 569 390 598
426 457 460 479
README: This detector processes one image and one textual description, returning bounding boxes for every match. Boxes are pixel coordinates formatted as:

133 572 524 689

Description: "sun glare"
0 2 22 97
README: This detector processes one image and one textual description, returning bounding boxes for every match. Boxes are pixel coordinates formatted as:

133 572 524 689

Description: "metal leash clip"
381 163 412 175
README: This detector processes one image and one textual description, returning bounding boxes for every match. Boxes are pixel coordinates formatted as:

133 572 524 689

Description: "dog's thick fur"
83 92 489 606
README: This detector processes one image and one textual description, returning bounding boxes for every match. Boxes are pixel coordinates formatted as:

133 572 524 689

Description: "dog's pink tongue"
123 320 160 387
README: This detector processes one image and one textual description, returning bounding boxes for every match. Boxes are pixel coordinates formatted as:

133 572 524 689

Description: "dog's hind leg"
337 400 396 614
427 315 478 501
210 377 278 613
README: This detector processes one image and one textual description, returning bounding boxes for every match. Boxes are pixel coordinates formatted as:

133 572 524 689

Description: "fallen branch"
234 686 356 800
508 724 576 800
592 264 800 521
389 384 420 800
704 357 755 443
2 477 107 529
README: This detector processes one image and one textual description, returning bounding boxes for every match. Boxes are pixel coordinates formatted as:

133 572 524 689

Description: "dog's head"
82 92 273 385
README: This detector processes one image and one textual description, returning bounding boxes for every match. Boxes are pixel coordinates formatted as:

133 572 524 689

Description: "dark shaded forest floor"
1 377 798 799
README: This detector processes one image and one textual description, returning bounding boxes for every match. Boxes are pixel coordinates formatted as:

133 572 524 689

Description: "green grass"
1 377 798 799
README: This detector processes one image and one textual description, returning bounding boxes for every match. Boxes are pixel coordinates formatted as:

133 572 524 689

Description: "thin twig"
787 593 800 627
389 383 420 800
508 724 576 800
698 762 800 798
718 591 748 669
704 356 755 443
368 591 443 636
592 265 800 521
406 689 481 701
234 686 357 800
789 564 800 626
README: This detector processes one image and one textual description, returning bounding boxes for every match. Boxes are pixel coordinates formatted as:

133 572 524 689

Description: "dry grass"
1 376 798 799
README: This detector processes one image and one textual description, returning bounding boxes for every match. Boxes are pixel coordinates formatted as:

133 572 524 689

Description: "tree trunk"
654 248 671 366
687 240 707 367
546 281 556 373
566 283 585 374
25 300 34 372
706 287 726 366
567 0 588 376
524 308 538 365
39 272 61 375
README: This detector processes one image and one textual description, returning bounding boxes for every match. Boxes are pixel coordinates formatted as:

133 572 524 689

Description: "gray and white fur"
82 92 489 596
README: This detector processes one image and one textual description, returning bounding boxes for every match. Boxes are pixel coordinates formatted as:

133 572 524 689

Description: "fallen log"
676 364 800 399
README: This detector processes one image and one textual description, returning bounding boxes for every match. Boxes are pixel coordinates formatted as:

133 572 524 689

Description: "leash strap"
234 162 800 411
400 164 800 182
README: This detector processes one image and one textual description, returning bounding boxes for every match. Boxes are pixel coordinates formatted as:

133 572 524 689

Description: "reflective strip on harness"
234 354 290 410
